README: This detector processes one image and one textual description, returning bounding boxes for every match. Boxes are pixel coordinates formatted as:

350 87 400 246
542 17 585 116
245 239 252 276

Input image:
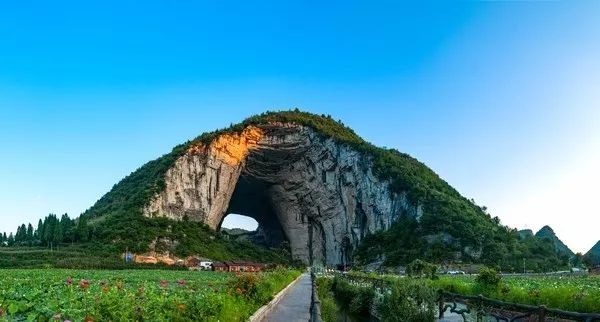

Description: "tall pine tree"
26 223 34 245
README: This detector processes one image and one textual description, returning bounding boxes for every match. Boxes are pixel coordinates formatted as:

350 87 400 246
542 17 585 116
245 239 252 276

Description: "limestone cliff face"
143 123 421 265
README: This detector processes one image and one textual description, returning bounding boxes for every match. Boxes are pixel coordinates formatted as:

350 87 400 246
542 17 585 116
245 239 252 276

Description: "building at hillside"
211 261 264 272
212 262 228 272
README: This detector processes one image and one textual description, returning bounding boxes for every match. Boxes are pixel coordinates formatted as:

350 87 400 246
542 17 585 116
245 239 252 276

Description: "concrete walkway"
263 273 312 322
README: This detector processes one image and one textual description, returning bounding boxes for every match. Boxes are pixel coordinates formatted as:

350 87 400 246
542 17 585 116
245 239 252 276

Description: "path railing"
335 274 600 322
438 291 600 322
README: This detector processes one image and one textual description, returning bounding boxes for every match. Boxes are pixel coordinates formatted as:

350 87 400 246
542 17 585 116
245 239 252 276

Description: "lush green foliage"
378 279 436 322
355 215 570 272
1 214 80 247
433 274 600 313
585 241 600 265
325 274 436 322
331 276 375 316
3 216 292 267
535 226 574 257
2 110 572 269
406 259 438 279
0 268 300 322
475 267 502 289
0 245 186 270
315 278 338 322
67 110 509 262
339 272 600 317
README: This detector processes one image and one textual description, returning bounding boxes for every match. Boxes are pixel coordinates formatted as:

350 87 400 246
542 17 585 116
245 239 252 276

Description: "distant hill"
535 226 574 258
585 241 600 265
221 228 253 236
518 229 534 239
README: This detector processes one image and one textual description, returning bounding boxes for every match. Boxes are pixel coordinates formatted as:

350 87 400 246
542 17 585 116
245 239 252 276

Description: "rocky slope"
142 123 419 265
535 226 574 257
84 110 552 268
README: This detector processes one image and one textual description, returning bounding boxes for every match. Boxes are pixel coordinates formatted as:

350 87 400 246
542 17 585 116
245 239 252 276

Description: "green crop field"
434 274 600 313
0 268 301 322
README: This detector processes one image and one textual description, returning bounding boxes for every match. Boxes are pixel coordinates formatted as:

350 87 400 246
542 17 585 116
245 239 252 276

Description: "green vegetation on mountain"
585 241 600 265
354 215 569 272
1 110 573 270
518 229 534 239
1 215 291 266
535 225 574 258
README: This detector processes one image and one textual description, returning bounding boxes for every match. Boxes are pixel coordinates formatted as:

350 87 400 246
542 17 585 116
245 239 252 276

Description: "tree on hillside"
53 223 63 244
7 233 14 246
60 214 73 243
26 223 34 245
571 253 585 268
76 216 90 242
15 224 28 244
35 219 43 241
0 232 5 245
41 214 61 246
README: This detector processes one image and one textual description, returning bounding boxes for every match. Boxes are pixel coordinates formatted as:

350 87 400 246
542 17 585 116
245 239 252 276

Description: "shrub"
229 273 261 299
332 276 375 316
476 267 502 289
316 278 338 322
378 279 436 322
406 259 439 279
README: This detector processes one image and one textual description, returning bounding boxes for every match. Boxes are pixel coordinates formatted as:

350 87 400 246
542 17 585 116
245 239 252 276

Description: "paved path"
263 273 312 322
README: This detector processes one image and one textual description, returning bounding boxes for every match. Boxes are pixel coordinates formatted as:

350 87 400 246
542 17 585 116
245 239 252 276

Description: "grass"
315 277 339 322
0 268 301 321
432 274 600 313
0 245 182 270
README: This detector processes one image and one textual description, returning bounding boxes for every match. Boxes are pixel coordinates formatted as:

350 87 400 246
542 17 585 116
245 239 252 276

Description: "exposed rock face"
144 123 422 265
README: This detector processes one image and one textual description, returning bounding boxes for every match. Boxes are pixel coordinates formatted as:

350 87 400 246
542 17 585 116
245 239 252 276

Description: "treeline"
0 214 91 247
354 214 571 273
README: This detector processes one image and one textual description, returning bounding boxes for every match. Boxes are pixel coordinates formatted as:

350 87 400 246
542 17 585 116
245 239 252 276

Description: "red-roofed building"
212 262 228 272
212 261 264 272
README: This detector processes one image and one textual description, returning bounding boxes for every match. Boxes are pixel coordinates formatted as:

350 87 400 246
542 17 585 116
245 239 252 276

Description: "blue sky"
1 1 599 253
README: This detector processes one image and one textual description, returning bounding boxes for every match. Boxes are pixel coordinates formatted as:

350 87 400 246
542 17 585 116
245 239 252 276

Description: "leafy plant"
378 279 436 322
332 276 375 316
0 268 301 321
406 259 439 279
475 267 502 289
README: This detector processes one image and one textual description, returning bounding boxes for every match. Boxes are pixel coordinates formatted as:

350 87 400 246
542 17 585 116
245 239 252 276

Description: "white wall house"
200 260 213 270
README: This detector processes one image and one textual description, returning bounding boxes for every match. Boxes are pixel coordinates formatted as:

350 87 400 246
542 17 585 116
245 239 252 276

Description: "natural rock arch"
143 123 421 265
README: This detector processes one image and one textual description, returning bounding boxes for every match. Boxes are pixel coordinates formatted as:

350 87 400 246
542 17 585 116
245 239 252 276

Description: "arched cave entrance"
220 214 259 232
148 125 414 266
217 175 287 248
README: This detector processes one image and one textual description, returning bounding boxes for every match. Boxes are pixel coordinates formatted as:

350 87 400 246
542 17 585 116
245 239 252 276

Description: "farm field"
433 274 600 313
0 268 301 321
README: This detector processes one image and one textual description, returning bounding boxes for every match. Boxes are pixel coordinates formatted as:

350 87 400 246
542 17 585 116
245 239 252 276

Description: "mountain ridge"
58 110 571 270
586 240 600 265
534 225 574 258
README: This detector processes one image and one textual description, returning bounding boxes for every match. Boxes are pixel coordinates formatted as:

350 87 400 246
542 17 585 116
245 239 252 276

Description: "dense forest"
1 214 86 247
0 110 581 270
1 214 291 265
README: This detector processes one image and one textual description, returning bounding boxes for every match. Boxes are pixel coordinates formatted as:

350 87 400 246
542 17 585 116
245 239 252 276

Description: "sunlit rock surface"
144 123 421 265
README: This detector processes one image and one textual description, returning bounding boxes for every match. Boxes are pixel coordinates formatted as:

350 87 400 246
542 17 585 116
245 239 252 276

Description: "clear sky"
0 1 598 253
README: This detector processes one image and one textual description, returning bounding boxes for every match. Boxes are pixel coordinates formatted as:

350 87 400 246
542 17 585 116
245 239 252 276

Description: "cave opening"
217 175 287 248
220 214 259 232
